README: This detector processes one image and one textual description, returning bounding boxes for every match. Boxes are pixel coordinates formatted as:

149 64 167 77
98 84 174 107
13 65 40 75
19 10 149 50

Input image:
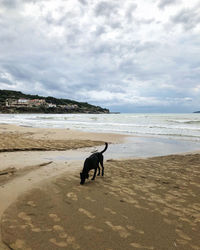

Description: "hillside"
0 90 109 114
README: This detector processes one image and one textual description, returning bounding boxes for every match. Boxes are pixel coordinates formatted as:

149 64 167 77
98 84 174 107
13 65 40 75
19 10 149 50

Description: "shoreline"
0 124 200 249
1 123 200 156
1 112 200 144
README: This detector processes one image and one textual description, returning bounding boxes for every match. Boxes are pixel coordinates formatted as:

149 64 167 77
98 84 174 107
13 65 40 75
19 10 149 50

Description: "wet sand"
0 124 125 152
0 124 200 250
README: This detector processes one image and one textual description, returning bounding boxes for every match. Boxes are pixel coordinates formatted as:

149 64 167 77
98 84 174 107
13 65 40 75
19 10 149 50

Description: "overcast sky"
0 0 200 112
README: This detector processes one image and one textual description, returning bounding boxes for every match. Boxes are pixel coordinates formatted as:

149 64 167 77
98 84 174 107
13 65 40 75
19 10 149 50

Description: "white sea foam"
0 113 200 141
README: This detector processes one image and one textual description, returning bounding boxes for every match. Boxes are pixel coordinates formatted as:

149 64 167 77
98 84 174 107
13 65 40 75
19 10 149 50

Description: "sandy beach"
0 124 200 250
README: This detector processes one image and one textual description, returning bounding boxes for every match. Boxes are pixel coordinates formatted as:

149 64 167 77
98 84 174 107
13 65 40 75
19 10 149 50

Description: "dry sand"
0 124 200 250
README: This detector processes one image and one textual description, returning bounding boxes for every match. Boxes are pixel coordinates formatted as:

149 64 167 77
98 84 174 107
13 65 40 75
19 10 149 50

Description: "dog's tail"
100 142 108 154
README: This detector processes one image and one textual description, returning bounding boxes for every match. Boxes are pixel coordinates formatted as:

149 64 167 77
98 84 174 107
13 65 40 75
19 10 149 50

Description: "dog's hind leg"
100 160 104 176
97 164 100 176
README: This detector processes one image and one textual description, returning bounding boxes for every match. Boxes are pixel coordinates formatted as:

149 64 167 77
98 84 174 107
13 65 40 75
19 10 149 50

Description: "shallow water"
105 136 200 159
42 136 200 161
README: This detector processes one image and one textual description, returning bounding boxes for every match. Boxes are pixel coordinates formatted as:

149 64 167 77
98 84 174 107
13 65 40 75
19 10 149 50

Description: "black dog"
80 143 108 185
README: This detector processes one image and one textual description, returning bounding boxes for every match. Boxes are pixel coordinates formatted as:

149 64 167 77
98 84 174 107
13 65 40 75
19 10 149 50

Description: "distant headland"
193 111 200 113
0 90 109 114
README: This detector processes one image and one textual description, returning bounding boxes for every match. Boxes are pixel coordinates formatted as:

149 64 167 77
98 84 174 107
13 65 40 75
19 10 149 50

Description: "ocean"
1 113 200 157
0 113 200 141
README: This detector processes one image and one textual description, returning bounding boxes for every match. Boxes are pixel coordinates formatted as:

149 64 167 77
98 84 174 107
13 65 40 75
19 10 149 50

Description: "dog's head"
80 172 89 185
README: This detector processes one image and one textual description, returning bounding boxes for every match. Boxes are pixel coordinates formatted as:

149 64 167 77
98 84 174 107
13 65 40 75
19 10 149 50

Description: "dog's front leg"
91 168 97 180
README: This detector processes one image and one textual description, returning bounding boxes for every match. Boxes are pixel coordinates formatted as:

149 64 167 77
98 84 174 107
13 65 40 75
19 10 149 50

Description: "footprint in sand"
11 239 31 250
53 225 65 232
49 238 68 248
78 208 95 219
84 225 103 232
20 225 28 229
27 201 36 207
126 225 144 234
18 212 31 222
104 207 116 215
50 229 80 249
86 196 96 202
49 219 80 248
176 238 188 246
59 232 68 239
126 225 135 231
105 221 130 238
49 213 61 222
190 244 200 250
66 192 78 201
176 229 191 241
9 225 16 229
130 242 154 249
18 212 41 232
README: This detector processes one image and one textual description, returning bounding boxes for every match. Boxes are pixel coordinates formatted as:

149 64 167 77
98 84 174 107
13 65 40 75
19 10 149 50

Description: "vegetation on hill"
0 90 109 114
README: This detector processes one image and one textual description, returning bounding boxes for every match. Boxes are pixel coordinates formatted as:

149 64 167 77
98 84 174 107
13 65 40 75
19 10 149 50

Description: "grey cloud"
0 74 14 85
109 21 121 29
45 12 68 26
91 43 113 54
171 6 200 30
94 26 106 36
134 18 155 26
0 0 46 8
134 41 159 53
3 64 32 82
158 0 180 9
0 0 18 8
126 3 137 22
95 1 118 18
78 0 87 5
22 0 48 2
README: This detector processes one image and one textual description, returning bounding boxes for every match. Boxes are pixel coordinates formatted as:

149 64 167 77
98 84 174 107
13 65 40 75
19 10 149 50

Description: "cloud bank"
0 0 200 112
